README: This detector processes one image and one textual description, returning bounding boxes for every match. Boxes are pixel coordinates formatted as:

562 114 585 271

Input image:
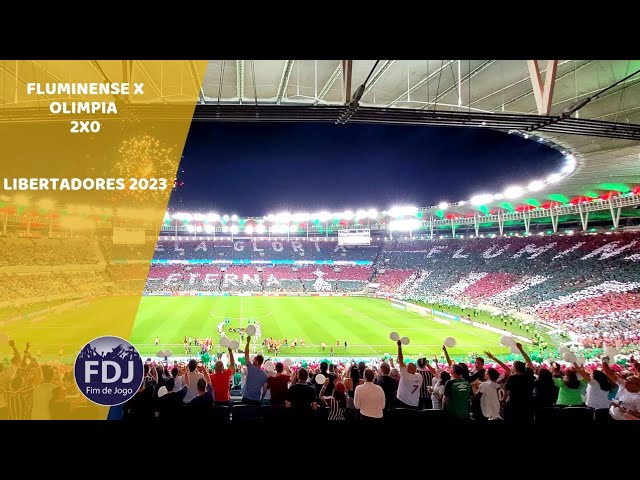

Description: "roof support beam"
122 60 133 101
276 60 294 105
341 60 353 105
420 60 495 110
88 60 128 103
236 60 244 104
527 60 558 115
188 60 205 104
388 60 455 108
362 60 395 97
132 61 167 104
469 60 576 111
314 63 341 105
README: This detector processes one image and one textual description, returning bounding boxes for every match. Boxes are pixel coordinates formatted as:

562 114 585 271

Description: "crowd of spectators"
376 233 640 347
152 239 380 262
0 237 100 266
111 336 640 422
143 265 373 294
0 340 103 419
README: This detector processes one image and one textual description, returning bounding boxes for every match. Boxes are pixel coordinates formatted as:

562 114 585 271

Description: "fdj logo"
74 336 144 406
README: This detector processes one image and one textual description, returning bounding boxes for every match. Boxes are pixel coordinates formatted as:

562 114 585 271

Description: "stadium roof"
2 60 640 216
195 60 640 214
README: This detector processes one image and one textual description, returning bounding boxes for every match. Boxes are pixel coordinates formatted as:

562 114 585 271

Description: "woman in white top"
574 363 614 411
430 371 450 410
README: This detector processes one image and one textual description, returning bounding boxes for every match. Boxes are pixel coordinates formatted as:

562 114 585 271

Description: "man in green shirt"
443 364 471 420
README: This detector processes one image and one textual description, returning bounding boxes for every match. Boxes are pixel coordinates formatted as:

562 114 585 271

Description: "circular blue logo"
74 336 144 406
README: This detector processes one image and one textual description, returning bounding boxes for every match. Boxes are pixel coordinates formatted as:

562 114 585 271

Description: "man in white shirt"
395 339 422 408
354 369 385 420
183 359 204 404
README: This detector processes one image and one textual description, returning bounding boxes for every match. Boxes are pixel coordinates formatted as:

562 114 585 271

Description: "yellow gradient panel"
0 60 208 420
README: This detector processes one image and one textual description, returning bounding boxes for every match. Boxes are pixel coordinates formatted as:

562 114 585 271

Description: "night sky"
170 122 565 216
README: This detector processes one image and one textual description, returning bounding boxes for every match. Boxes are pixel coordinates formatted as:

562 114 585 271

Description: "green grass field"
1 295 552 364
130 296 523 359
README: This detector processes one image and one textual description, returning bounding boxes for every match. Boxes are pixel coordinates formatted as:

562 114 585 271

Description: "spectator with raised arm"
183 359 204 404
553 366 587 406
395 339 422 409
602 360 640 420
574 363 614 419
210 347 235 406
241 335 268 405
503 347 535 421
442 345 453 368
188 364 214 418
476 367 504 420
443 364 471 420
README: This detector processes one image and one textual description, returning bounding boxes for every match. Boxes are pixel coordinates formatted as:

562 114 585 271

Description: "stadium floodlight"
343 210 354 220
255 224 265 234
527 180 545 192
38 198 55 210
504 186 524 199
562 154 577 174
222 214 230 221
206 213 220 222
367 208 378 219
229 225 239 234
276 212 291 223
493 193 504 201
388 205 418 217
315 211 331 222
458 200 467 206
186 225 195 233
279 224 290 233
231 214 238 221
546 173 562 184
437 202 448 210
389 218 421 231
13 194 30 206
292 212 310 222
204 225 215 233
245 225 254 234
470 194 493 206
164 212 171 221
289 224 298 233
193 213 206 221
356 209 367 218
221 225 229 233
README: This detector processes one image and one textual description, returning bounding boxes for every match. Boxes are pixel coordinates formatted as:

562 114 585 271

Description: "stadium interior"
2 59 640 422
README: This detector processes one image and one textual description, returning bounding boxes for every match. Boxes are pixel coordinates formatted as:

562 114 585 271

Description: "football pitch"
131 296 517 359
